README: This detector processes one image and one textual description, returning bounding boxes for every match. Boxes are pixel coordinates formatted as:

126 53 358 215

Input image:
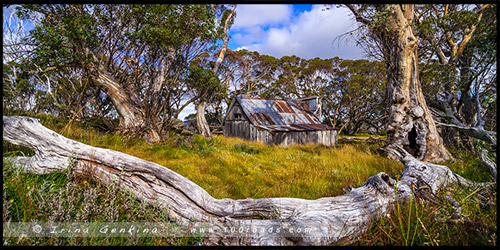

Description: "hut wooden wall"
268 130 337 147
224 120 337 147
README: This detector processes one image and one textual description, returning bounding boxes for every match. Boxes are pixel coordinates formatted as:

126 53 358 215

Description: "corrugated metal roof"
234 96 335 132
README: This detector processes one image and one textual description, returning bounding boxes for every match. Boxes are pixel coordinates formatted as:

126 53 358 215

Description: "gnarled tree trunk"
93 64 161 143
382 5 451 162
346 4 452 163
3 116 484 245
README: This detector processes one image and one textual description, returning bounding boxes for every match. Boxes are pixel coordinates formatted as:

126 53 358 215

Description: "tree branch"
477 148 497 181
345 4 371 25
434 90 496 148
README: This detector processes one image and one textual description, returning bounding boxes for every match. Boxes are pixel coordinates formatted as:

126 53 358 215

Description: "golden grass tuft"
4 114 404 200
56 129 404 200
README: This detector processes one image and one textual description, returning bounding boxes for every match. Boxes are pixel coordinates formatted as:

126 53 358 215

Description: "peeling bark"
382 5 451 163
3 116 484 246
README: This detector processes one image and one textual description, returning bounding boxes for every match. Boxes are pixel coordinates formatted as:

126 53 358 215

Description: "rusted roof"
229 96 335 132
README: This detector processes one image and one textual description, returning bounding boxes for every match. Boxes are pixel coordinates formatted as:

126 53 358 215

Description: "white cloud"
232 4 292 30
231 5 364 60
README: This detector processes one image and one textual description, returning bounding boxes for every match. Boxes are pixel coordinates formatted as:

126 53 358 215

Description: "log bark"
477 148 497 181
3 116 483 246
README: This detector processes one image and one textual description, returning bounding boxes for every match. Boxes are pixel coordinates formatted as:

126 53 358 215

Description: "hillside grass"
2 112 496 246
96 135 405 199
2 111 404 200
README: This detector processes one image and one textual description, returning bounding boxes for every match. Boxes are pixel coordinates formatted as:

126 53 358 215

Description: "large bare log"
2 116 482 245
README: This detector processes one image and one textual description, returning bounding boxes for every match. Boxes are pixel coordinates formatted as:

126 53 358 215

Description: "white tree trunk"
383 4 451 163
196 101 212 138
94 65 161 143
345 4 452 163
3 116 484 245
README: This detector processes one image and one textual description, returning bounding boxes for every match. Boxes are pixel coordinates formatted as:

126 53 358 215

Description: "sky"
227 4 365 60
179 4 365 120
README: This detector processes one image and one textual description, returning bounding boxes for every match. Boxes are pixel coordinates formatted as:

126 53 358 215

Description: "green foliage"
16 5 221 69
370 6 396 33
125 5 220 49
186 64 225 102
3 63 36 111
17 5 98 67
9 4 234 134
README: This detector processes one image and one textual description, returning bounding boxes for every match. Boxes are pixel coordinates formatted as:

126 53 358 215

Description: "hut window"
235 113 243 120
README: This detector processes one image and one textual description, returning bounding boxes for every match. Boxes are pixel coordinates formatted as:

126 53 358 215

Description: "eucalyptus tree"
345 4 452 162
250 53 281 98
3 63 37 112
3 5 39 113
416 4 497 178
194 4 236 138
186 57 226 138
416 4 496 147
221 49 274 98
14 4 232 142
333 59 387 135
344 3 496 181
296 57 340 128
272 55 307 99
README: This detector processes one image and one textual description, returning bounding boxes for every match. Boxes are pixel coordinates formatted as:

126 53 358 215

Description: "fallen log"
2 116 484 245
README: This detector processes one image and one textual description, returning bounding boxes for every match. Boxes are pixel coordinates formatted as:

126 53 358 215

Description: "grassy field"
2 112 496 246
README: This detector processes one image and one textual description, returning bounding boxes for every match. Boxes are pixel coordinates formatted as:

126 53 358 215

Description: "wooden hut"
223 96 337 146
